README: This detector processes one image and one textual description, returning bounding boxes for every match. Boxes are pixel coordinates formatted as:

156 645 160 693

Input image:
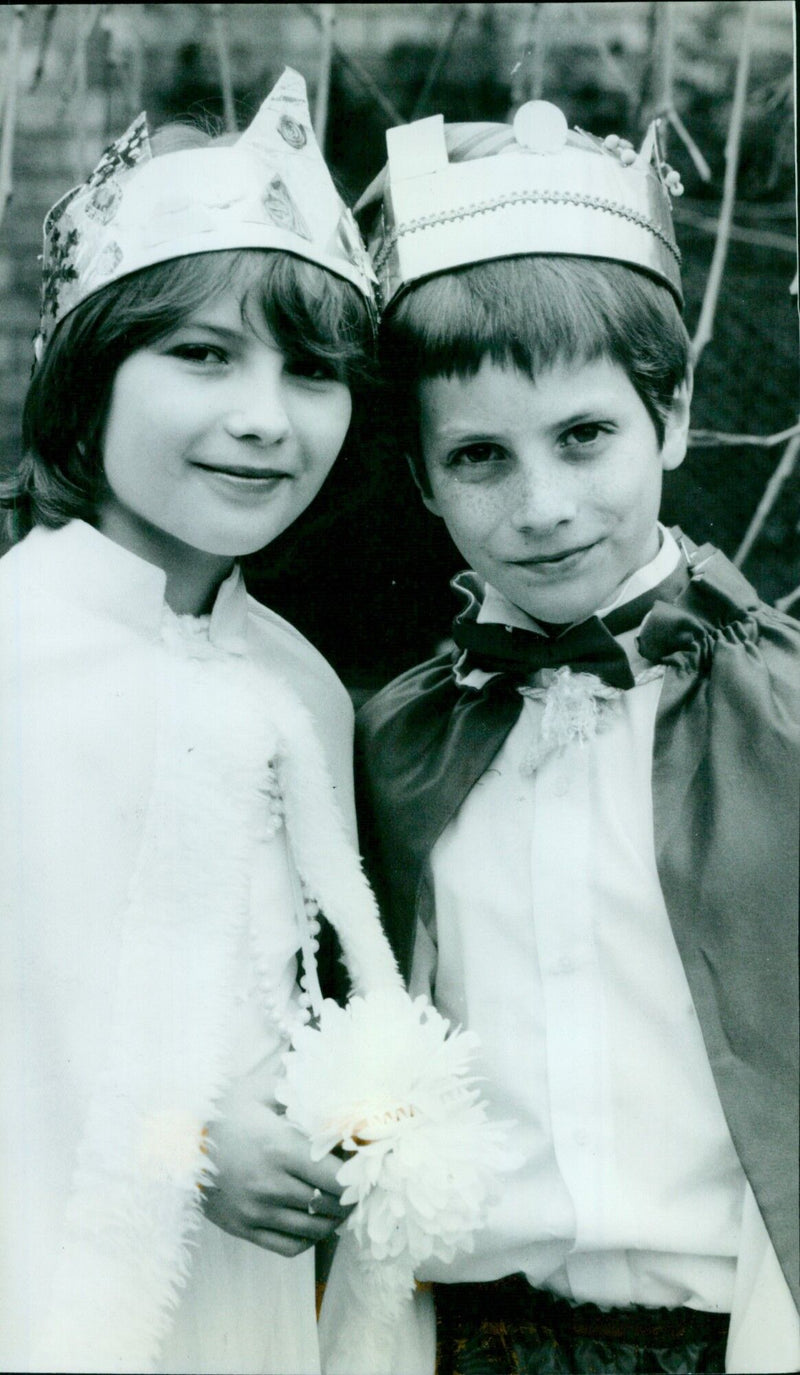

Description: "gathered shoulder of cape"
357 540 800 881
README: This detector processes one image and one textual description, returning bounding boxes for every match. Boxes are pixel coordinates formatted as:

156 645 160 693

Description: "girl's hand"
201 1101 351 1257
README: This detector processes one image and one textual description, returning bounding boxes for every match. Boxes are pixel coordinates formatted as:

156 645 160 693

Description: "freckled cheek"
435 485 507 552
585 470 642 524
615 472 661 531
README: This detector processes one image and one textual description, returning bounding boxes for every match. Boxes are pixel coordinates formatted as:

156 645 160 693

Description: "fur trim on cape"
35 623 398 1372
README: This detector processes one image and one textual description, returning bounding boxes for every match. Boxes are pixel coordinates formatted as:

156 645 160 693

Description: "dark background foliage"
1 3 797 688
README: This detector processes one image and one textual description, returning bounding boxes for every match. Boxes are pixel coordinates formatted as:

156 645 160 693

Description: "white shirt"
411 529 747 1311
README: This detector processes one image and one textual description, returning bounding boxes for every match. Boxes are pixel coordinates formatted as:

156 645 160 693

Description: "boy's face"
418 355 690 625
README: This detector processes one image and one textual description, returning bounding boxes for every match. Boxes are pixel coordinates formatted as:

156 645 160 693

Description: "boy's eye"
169 343 228 365
447 442 507 468
560 422 609 449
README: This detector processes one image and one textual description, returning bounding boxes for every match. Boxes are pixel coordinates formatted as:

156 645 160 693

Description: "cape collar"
450 528 760 691
24 519 250 653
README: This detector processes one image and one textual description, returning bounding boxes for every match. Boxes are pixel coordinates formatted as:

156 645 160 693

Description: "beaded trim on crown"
362 101 684 311
36 67 376 356
371 188 681 277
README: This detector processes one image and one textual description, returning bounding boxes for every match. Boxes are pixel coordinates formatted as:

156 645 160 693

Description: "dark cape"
355 536 800 1311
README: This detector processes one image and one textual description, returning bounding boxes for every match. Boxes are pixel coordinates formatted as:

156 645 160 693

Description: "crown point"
513 101 568 155
387 115 448 180
635 121 658 169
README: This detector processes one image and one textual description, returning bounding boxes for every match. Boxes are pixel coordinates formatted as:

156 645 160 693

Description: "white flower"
277 988 513 1289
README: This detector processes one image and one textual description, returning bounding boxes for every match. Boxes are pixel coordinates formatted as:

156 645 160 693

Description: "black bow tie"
452 563 690 691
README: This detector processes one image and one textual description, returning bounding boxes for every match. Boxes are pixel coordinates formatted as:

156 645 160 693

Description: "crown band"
362 104 684 311
373 189 682 279
36 69 376 356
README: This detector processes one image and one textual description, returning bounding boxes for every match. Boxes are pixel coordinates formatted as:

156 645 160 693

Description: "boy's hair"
2 127 374 542
381 254 691 495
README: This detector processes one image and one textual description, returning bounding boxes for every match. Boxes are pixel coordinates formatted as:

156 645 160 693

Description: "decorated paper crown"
36 67 376 355
359 100 683 311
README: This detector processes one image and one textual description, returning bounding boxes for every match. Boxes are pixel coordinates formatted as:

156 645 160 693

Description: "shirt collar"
456 525 683 689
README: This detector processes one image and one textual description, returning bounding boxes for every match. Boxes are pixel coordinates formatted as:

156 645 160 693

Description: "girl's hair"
2 128 374 542
380 257 691 496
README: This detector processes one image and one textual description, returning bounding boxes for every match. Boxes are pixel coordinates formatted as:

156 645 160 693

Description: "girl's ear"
661 370 694 472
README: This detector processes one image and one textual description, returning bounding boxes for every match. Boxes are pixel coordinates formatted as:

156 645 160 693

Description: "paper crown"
36 68 376 355
359 101 683 312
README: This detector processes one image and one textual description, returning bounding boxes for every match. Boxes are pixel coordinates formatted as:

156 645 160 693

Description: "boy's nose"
509 462 577 533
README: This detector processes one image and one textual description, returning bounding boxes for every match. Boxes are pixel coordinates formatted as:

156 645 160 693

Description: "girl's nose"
509 458 577 533
222 372 291 447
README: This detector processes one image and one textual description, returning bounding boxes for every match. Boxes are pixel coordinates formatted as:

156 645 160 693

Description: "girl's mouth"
193 463 292 489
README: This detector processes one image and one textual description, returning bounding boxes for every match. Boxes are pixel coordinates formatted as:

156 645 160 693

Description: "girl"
0 69 386 1374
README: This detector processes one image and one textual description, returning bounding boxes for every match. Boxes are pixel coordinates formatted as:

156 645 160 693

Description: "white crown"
360 101 683 311
37 68 376 354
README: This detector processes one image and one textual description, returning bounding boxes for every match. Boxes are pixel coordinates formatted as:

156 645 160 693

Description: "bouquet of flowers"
277 988 513 1373
266 704 514 1370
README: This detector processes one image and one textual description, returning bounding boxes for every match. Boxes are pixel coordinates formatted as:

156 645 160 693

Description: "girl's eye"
447 442 507 469
169 343 228 366
286 356 339 383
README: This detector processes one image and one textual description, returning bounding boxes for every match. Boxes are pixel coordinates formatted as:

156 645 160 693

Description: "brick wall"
1 53 106 479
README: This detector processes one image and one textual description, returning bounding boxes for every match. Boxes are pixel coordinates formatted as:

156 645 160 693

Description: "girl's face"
419 354 689 625
97 284 352 571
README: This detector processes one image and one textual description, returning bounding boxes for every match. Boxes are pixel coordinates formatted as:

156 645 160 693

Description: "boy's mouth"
513 540 598 569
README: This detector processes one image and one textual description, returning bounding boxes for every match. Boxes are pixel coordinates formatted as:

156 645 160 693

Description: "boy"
354 103 800 1374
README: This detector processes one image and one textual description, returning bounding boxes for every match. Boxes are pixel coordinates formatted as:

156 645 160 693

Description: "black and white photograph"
0 5 797 1373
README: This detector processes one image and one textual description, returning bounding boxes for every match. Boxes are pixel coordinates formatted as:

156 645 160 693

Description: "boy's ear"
661 372 694 472
405 453 440 513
